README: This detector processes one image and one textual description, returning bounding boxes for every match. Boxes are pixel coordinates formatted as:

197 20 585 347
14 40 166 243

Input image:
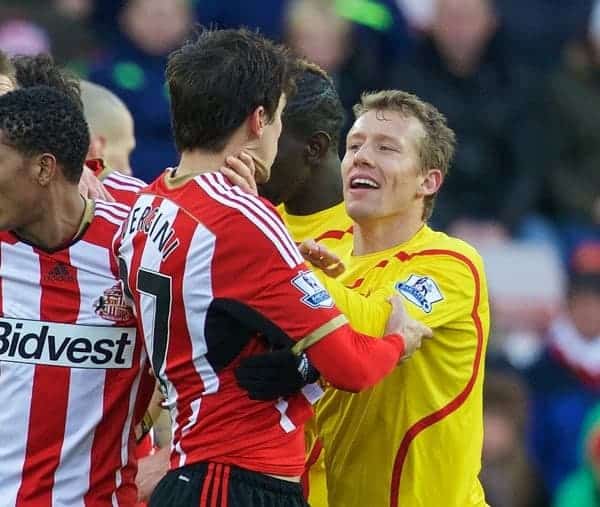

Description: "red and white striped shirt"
118 171 405 477
85 159 146 207
0 200 150 506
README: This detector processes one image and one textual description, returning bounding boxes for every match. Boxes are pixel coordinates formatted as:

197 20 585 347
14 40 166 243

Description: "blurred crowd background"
1 0 598 505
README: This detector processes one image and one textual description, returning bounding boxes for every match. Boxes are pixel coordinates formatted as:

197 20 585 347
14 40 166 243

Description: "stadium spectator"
522 250 600 496
480 370 548 507
284 0 413 143
89 0 193 181
386 0 547 241
0 0 95 64
495 0 592 71
537 15 600 258
554 403 600 507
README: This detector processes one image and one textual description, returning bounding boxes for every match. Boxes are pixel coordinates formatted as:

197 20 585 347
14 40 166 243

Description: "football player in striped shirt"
8 53 170 502
80 80 137 178
0 86 152 505
118 28 430 507
10 53 116 204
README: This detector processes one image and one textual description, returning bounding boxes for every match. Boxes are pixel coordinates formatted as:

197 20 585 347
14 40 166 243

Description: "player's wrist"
384 333 406 358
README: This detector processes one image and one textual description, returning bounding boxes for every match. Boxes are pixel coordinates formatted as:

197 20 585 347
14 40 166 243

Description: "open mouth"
350 177 380 189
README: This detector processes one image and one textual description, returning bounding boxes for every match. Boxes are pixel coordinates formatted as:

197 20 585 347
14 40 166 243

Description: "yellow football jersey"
277 201 352 507
315 225 490 507
277 202 353 257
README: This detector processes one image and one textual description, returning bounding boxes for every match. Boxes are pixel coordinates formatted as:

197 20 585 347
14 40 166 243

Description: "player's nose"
353 143 375 167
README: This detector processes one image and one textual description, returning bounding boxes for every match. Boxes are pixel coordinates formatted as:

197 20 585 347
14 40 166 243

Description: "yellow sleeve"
314 270 391 337
397 251 490 335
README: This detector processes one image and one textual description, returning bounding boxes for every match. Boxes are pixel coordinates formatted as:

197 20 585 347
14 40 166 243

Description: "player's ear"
34 153 57 187
87 134 107 160
248 106 267 138
417 168 443 198
305 131 331 166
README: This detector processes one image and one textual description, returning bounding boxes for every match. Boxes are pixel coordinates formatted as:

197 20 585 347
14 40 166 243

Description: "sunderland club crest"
94 284 134 323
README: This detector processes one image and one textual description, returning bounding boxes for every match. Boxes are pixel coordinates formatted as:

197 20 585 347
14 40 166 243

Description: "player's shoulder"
193 172 303 266
93 199 131 227
406 226 485 274
103 170 146 192
387 227 486 299
193 172 283 223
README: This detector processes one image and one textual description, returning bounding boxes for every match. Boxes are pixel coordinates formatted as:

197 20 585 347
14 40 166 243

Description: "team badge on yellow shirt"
395 274 444 313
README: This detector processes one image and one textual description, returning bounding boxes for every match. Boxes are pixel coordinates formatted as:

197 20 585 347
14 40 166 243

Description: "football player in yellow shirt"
300 90 490 507
259 62 353 258
257 60 352 507
235 88 490 506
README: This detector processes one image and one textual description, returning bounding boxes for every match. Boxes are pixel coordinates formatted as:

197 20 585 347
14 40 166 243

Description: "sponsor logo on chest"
0 317 136 369
395 274 444 313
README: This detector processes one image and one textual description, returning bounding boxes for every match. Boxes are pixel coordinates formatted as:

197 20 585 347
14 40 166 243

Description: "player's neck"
15 186 86 251
352 210 424 256
176 149 232 178
284 153 343 216
176 133 259 180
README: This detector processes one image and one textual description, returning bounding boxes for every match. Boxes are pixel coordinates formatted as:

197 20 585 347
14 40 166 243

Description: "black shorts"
148 461 309 507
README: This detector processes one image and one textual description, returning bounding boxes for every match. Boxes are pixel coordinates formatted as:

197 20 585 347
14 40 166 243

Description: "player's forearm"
316 272 390 336
306 326 405 392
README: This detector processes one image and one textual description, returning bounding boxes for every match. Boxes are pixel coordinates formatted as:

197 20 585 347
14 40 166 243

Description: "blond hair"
353 90 456 221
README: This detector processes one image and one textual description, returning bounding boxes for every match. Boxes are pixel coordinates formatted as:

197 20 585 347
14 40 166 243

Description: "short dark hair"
0 86 89 183
284 60 345 148
12 53 83 111
0 50 15 82
166 28 293 153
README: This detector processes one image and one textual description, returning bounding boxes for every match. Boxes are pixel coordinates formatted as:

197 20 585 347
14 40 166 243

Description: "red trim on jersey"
314 226 353 243
220 465 231 507
345 259 388 291
210 463 223 507
388 249 484 507
16 252 78 505
347 278 364 290
200 463 215 506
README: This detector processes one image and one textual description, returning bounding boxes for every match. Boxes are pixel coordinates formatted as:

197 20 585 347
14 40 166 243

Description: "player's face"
0 74 15 96
0 133 45 230
258 128 310 205
254 94 286 184
341 109 426 223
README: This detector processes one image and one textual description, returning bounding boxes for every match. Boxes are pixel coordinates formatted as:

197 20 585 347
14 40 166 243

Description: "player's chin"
345 201 372 222
257 185 282 206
